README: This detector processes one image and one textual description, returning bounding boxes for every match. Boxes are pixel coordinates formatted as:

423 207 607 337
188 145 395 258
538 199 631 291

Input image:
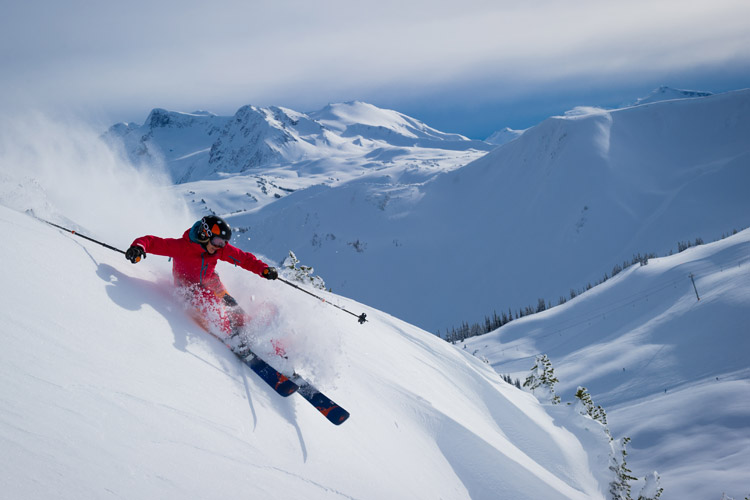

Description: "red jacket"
132 229 268 295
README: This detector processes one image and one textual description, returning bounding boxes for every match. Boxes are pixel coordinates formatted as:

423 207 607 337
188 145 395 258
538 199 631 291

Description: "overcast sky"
2 0 749 138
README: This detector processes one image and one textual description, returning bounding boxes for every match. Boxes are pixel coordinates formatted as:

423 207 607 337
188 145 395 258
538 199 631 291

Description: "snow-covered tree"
718 493 750 500
609 437 637 500
575 386 609 430
523 358 664 500
636 471 663 500
572 387 662 500
523 354 561 404
282 250 326 290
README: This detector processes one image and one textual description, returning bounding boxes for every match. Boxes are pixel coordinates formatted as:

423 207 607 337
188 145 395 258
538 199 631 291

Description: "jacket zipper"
200 254 206 284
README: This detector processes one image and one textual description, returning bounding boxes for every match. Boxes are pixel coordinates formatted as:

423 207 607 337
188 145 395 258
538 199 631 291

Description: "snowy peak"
485 126 526 146
629 85 714 106
144 108 222 130
207 105 308 172
310 101 401 131
230 104 322 140
310 101 423 134
313 101 452 137
310 101 491 150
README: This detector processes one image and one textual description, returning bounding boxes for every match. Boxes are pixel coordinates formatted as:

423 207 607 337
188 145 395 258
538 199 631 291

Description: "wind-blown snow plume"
0 112 194 245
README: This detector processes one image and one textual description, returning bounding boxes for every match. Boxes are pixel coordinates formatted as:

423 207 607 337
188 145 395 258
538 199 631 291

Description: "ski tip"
333 412 350 425
323 406 350 425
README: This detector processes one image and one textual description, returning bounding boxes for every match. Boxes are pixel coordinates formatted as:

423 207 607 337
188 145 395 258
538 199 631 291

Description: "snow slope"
480 87 708 157
466 229 750 500
0 202 614 499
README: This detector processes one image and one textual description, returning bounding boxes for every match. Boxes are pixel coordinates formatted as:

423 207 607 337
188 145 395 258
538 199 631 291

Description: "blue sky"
2 0 749 139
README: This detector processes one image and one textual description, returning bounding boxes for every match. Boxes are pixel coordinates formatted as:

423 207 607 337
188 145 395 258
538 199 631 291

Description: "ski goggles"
210 236 227 248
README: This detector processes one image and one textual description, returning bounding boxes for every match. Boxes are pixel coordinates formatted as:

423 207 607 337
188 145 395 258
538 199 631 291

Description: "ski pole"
39 216 366 323
277 277 367 324
38 218 127 256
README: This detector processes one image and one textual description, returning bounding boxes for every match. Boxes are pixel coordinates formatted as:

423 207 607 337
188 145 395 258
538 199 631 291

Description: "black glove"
262 266 278 280
125 245 146 264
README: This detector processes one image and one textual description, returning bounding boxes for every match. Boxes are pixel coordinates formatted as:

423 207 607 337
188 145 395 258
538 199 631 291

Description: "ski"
235 349 350 425
198 322 350 425
290 374 350 426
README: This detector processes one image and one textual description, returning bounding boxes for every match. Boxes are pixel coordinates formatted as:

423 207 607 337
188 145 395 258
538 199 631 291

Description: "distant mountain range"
106 101 493 184
105 86 718 184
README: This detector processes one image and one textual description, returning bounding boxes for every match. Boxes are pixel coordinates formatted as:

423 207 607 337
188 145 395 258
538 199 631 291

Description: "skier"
125 215 278 353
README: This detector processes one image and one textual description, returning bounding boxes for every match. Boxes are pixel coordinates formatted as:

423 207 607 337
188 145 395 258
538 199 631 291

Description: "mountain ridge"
106 101 494 184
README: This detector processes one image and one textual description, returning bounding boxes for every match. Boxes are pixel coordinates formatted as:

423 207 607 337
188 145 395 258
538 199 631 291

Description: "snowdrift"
1 205 610 499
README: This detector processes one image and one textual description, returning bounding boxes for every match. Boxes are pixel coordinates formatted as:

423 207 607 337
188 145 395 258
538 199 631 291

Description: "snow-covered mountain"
105 101 493 184
465 228 750 500
1 204 615 500
218 88 750 334
482 86 714 147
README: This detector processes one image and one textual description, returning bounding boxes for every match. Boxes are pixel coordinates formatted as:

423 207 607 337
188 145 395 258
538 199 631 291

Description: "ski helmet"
196 215 232 246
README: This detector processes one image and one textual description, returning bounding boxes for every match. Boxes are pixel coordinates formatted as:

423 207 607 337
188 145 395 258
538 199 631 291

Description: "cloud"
1 0 749 124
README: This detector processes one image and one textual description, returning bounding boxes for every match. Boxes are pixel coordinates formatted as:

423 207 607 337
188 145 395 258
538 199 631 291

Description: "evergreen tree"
609 437 637 500
536 298 547 313
282 251 326 290
575 386 609 433
573 388 663 500
523 354 561 404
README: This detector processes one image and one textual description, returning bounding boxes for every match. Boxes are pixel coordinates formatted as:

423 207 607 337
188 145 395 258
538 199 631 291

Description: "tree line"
439 229 744 343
